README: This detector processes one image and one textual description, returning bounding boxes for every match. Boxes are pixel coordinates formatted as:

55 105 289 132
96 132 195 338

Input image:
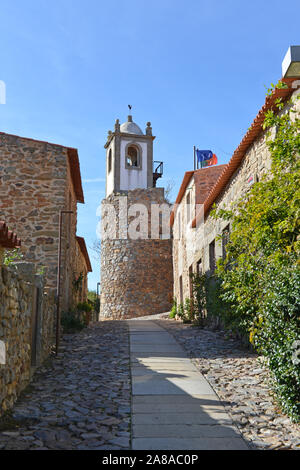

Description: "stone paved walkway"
128 320 248 450
1 318 298 450
0 322 131 450
156 318 300 450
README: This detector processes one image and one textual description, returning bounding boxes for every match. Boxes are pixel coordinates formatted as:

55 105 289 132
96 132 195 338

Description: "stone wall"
172 166 226 304
100 188 173 319
73 239 90 305
60 164 80 311
0 262 55 415
173 130 273 303
0 133 80 313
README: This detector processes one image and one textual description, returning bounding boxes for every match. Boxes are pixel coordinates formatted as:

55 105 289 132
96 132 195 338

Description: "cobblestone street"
0 322 131 450
0 317 299 450
157 318 300 450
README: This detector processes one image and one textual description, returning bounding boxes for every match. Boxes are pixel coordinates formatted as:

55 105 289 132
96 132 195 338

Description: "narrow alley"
0 318 299 450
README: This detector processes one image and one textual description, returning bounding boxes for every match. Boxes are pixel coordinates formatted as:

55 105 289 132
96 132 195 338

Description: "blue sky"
0 0 299 290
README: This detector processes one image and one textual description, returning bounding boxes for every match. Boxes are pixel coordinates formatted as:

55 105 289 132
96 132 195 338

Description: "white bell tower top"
104 115 155 197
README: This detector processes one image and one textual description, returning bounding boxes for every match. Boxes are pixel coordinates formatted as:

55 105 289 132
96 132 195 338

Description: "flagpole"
194 146 196 170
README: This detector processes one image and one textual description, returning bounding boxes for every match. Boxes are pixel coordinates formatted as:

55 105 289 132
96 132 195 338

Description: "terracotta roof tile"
0 221 21 249
76 236 92 273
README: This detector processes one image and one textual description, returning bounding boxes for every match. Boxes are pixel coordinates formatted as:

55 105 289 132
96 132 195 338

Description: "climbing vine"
3 249 23 266
211 82 300 421
73 272 84 292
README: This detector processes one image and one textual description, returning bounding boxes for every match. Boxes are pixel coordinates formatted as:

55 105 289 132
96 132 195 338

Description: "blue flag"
196 149 213 165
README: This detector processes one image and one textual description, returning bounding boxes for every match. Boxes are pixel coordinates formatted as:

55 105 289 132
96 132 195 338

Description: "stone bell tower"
105 115 157 196
100 114 173 320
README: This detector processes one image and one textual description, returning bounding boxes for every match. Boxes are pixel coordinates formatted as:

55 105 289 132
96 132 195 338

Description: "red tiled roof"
67 148 84 204
194 165 227 205
191 77 300 228
0 221 21 249
170 165 226 227
76 236 92 273
0 132 84 204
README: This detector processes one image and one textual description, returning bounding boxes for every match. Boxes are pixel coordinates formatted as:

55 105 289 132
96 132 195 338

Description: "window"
178 211 181 240
186 192 191 223
108 149 112 173
159 212 163 239
209 240 216 272
222 225 230 260
126 145 139 167
179 276 183 305
189 265 193 299
196 258 202 276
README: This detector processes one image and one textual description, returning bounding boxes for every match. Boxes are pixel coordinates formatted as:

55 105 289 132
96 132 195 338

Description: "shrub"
177 302 185 321
183 298 192 323
87 290 100 312
61 310 86 333
174 298 194 323
251 262 300 421
169 299 177 319
77 301 92 313
73 272 84 292
4 249 23 266
190 273 206 325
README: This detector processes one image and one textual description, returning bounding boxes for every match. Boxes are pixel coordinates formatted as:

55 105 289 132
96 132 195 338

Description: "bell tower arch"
105 114 157 196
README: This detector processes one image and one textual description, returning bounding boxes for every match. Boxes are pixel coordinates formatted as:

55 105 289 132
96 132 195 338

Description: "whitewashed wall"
106 142 114 197
120 140 148 191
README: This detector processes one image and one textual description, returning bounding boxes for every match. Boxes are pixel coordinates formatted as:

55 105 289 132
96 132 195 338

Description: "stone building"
74 236 93 304
0 132 91 312
100 115 173 319
0 222 56 414
171 165 226 304
172 77 300 305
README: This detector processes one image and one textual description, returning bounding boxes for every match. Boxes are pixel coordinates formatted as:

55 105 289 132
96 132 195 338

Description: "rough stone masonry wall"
173 166 226 304
0 262 55 415
60 165 79 312
73 241 89 305
100 188 173 319
0 133 78 313
173 130 273 304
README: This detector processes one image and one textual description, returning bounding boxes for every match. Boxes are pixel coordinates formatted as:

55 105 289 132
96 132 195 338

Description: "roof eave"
76 236 92 273
67 148 85 204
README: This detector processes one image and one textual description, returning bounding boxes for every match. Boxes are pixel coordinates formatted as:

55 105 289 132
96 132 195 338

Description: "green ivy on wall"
211 82 300 422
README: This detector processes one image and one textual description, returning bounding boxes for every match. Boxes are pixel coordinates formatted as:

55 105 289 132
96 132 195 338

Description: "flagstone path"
157 317 300 450
128 320 248 450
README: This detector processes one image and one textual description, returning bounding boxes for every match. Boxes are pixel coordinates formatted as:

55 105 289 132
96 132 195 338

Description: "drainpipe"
56 210 73 356
97 282 101 321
